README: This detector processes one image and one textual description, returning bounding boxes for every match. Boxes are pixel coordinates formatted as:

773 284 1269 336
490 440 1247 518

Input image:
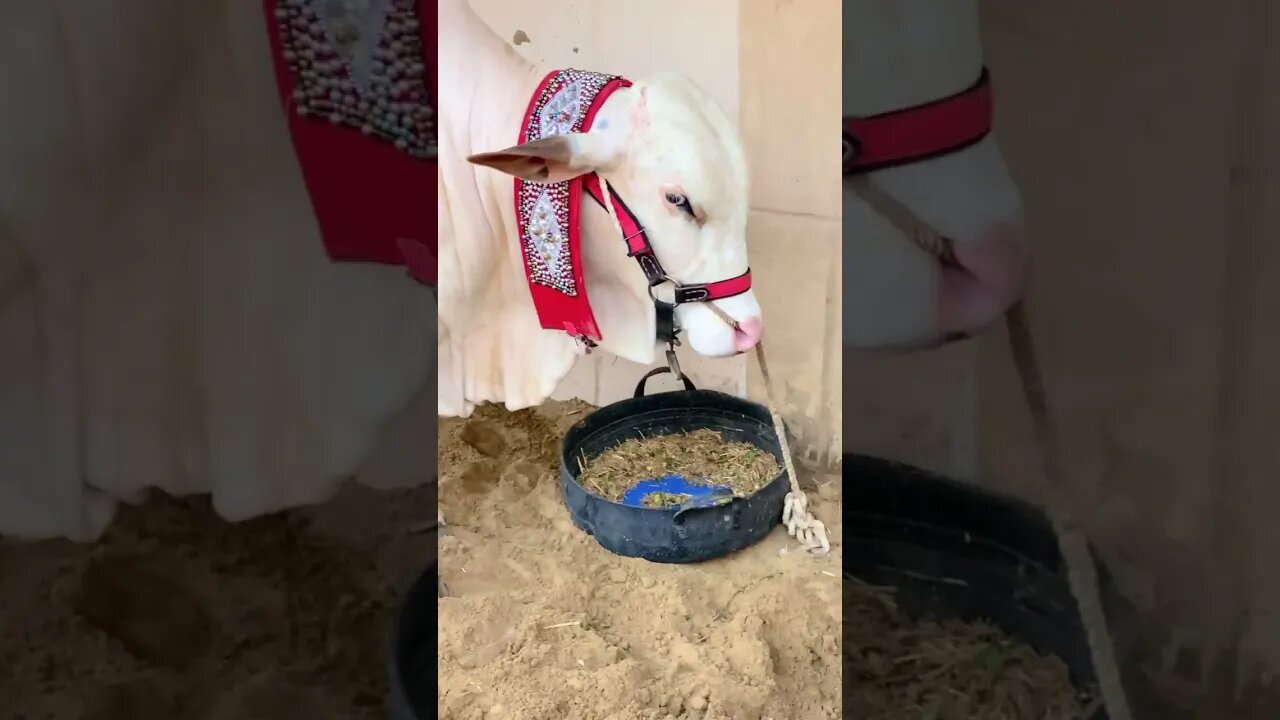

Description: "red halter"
844 68 993 175
580 175 751 325
514 69 752 348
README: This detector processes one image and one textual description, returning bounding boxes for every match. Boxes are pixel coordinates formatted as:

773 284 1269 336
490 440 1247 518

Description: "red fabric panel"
261 0 438 286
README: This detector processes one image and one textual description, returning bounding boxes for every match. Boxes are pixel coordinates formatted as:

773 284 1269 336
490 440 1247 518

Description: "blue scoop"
620 474 736 510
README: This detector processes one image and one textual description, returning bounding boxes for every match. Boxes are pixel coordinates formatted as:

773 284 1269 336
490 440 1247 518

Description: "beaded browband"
515 68 752 348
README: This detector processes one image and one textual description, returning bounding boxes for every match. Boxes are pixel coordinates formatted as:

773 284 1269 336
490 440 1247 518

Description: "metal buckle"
654 299 679 346
672 285 710 304
646 280 675 305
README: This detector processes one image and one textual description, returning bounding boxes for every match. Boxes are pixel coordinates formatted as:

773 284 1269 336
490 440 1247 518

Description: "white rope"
596 177 629 257
852 172 1132 719
756 344 830 554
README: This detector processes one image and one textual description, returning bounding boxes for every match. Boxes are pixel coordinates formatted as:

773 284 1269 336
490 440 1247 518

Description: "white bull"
0 0 1027 542
0 3 434 540
437 0 763 417
441 0 1030 418
843 0 1029 349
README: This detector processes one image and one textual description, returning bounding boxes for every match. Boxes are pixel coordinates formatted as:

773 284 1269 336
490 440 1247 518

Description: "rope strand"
755 343 830 554
850 173 1132 719
614 184 830 554
698 300 830 553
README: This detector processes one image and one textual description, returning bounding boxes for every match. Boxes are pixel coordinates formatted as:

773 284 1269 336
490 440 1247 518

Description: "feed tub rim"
561 396 788 511
559 377 791 563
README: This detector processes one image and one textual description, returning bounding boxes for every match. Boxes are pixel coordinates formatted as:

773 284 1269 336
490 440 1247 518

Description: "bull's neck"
440 1 653 363
439 2 543 159
842 0 983 116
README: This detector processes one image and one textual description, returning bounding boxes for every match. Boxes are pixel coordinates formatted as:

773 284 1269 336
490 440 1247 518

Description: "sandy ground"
0 398 839 720
437 400 843 720
0 477 438 718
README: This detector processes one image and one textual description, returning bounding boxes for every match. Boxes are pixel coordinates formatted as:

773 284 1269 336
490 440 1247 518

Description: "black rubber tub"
387 560 437 720
841 453 1136 720
560 368 790 563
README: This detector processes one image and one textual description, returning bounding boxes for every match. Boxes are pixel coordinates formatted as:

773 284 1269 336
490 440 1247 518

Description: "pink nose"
938 224 1032 338
732 316 764 351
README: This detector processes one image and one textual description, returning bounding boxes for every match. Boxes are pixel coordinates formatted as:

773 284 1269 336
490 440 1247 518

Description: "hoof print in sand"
461 460 499 495
74 554 214 669
459 420 507 457
501 460 546 492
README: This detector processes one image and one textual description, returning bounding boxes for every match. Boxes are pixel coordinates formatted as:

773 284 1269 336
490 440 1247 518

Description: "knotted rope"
754 343 831 554
850 174 1133 720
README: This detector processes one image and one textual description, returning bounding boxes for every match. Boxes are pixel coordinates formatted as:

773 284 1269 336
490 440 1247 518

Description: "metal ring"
842 132 861 173
646 280 675 304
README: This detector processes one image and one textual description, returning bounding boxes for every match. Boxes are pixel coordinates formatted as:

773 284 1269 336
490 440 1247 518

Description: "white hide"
842 0 1026 349
437 0 760 418
0 4 434 540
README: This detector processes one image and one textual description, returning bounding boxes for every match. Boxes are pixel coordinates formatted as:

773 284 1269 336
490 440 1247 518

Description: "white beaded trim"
517 69 619 295
274 0 436 159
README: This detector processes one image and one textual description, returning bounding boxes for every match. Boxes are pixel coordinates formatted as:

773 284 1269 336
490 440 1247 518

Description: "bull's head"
843 0 1030 349
468 73 761 363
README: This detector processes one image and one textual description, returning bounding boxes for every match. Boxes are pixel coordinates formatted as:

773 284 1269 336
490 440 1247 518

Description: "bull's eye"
664 192 694 217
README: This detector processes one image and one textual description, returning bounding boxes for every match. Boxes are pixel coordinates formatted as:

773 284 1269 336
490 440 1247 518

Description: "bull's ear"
467 132 620 183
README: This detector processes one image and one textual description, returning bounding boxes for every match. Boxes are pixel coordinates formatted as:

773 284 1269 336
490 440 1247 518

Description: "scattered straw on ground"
0 478 437 719
440 401 1090 719
843 578 1089 719
439 401 842 720
576 428 781 502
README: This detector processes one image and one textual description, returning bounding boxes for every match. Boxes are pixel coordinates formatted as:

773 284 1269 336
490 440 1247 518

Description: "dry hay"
576 428 781 502
844 577 1090 719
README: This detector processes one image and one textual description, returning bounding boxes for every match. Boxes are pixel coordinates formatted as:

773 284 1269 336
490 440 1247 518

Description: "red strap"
845 68 992 174
582 175 666 289
673 269 752 303
582 175 649 256
260 0 438 273
582 175 751 302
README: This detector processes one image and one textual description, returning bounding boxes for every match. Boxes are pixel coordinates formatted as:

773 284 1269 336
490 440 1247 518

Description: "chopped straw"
844 581 1090 719
577 429 781 502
